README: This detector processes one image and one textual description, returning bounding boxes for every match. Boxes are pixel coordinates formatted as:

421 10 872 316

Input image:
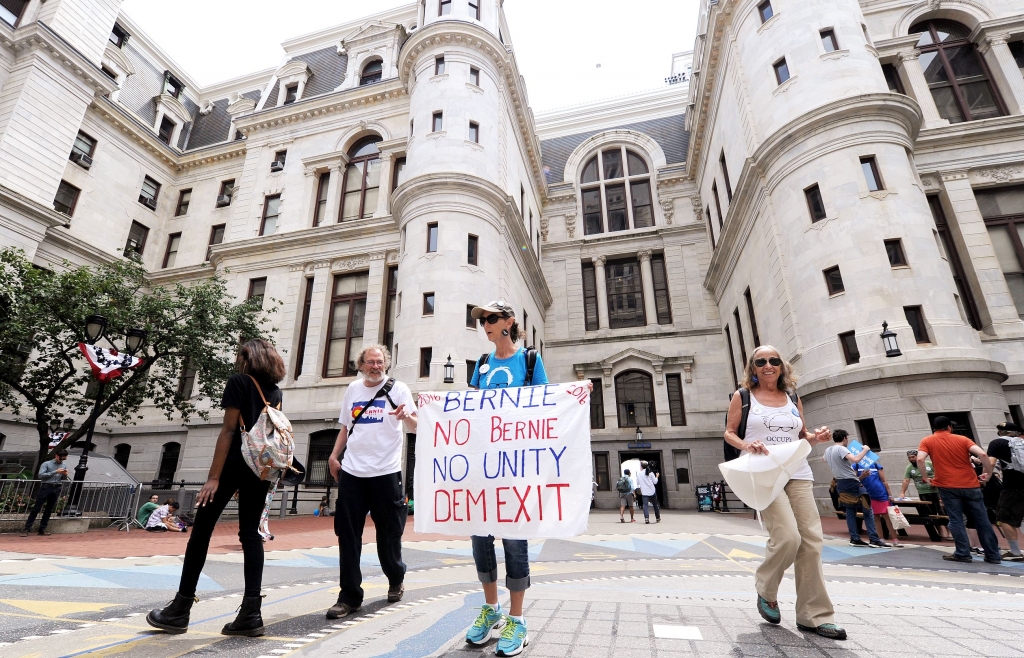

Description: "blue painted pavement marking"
370 591 484 658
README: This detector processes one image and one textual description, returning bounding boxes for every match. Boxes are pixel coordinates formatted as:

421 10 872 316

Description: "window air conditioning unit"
216 194 232 207
270 160 285 172
71 152 93 169
139 195 157 209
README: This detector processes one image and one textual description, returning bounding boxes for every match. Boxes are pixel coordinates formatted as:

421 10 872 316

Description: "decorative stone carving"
369 250 387 261
386 250 400 264
637 249 653 263
332 256 370 271
660 199 675 225
540 216 549 242
594 255 606 267
690 196 703 219
564 212 577 239
977 166 1024 183
682 363 692 384
199 100 215 116
896 50 920 63
940 169 969 182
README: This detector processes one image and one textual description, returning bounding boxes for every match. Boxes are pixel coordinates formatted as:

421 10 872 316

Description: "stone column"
297 262 333 383
897 51 947 129
594 255 610 330
362 252 388 343
638 249 659 326
375 152 394 217
324 161 345 225
939 170 1024 334
979 34 1024 116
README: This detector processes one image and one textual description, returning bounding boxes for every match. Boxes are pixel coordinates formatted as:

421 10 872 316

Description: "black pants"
25 483 60 532
335 470 407 607
178 459 269 598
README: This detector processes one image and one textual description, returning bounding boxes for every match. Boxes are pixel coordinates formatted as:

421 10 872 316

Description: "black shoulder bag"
347 377 397 437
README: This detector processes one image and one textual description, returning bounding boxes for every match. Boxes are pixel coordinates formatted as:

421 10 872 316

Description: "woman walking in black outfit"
147 339 285 636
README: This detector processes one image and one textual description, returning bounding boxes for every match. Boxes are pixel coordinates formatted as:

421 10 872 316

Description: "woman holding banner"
723 346 847 640
465 299 548 657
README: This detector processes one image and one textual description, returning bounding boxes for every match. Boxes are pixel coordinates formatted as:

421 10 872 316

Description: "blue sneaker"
496 616 529 656
466 605 505 645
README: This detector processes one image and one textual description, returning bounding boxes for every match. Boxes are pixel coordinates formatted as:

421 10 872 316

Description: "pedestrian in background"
899 450 948 539
724 346 846 640
136 493 160 527
853 462 896 547
617 469 636 523
21 449 68 537
823 430 884 547
917 416 1001 564
988 422 1024 561
637 461 661 524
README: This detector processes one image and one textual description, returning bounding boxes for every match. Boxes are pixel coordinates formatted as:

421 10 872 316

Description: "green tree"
0 247 274 474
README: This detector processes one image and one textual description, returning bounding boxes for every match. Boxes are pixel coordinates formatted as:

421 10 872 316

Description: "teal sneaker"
495 616 529 656
466 605 505 645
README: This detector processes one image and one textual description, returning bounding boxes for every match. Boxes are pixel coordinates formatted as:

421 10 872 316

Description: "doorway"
619 451 666 506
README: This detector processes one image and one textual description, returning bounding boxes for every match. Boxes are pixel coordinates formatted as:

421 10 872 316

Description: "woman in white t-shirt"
724 346 844 641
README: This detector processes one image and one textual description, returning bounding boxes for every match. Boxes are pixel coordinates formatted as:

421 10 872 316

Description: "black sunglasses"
479 314 505 326
753 357 783 367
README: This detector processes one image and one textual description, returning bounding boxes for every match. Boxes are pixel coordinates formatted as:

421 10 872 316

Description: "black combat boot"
221 595 265 637
146 593 196 634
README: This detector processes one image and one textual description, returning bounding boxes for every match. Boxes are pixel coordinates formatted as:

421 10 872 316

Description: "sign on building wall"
414 383 592 539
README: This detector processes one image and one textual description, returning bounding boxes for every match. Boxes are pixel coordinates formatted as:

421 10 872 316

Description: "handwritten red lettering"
496 487 512 522
467 489 486 522
513 485 532 522
434 490 451 522
546 483 569 520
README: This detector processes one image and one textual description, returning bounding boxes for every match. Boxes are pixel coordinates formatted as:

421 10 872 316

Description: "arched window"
360 59 383 86
580 148 654 236
909 19 1005 123
156 441 180 488
340 136 383 220
615 370 656 427
114 443 131 469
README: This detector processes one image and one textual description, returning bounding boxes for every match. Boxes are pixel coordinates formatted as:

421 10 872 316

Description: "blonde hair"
355 344 392 372
739 345 798 392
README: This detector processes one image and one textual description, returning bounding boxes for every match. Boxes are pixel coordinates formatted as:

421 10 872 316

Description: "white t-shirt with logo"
744 392 813 481
339 378 414 478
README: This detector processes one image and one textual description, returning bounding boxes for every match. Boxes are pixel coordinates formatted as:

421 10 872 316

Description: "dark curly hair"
236 338 286 383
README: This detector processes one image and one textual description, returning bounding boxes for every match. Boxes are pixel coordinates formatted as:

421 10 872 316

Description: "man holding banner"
415 300 591 657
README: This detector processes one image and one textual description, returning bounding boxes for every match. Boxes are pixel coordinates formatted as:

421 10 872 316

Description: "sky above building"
120 0 698 112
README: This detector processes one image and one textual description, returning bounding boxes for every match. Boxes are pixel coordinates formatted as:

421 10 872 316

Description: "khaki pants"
755 479 835 628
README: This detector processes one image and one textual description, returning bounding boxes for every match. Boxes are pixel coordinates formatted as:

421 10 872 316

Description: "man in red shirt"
917 416 1000 564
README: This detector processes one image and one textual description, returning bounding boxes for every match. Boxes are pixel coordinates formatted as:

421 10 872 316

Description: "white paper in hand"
718 439 812 511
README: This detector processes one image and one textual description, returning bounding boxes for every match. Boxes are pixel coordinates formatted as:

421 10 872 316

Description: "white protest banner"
414 382 591 539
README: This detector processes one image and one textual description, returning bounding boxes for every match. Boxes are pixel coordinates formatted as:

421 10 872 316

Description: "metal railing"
0 479 141 531
140 479 336 519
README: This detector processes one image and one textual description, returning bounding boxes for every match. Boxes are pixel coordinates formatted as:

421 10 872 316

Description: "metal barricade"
0 480 141 532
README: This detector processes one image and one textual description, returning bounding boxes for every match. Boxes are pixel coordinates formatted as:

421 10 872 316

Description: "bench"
835 510 949 541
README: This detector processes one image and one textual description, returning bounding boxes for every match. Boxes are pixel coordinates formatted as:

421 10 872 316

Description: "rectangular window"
823 265 845 295
162 233 181 269
324 272 369 378
724 326 739 386
158 116 175 145
885 238 908 266
861 156 883 191
757 0 773 23
466 359 476 383
163 72 184 98
467 234 478 265
470 66 480 86
631 180 654 228
313 172 330 226
260 195 281 236
651 253 672 324
801 184 826 223
469 0 480 19
435 56 446 76
719 151 733 202
383 266 398 354
590 379 605 429
594 452 610 490
273 150 287 168
53 180 80 216
744 287 761 346
839 330 860 365
420 347 432 378
139 176 160 208
71 131 96 161
176 360 196 399
583 188 603 235
247 277 267 308
606 257 646 328
109 23 129 48
881 63 906 94
124 221 149 257
1011 404 1024 429
855 418 882 451
283 84 298 105
929 195 981 329
521 185 526 216
666 373 686 426
582 261 600 331
294 276 314 378
466 304 476 329
439 0 451 15
820 29 839 53
1011 41 1024 74
712 181 724 228
206 224 225 261
523 310 528 343
773 57 790 85
427 222 438 252
733 309 748 365
706 207 716 249
175 189 191 216
423 292 435 315
217 179 235 207
432 111 443 132
469 121 479 143
392 157 407 192
904 305 929 343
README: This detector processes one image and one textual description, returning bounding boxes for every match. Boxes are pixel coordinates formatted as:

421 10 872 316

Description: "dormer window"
0 0 27 27
283 83 299 105
110 23 130 48
157 116 176 145
580 147 654 235
439 0 451 16
163 72 185 99
360 60 383 86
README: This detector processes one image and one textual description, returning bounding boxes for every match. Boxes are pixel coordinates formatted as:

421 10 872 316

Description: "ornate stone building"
2 0 1024 510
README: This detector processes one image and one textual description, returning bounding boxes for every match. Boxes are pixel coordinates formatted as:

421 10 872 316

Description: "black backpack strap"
525 347 538 386
737 388 751 440
379 377 397 409
788 390 799 407
349 378 396 436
